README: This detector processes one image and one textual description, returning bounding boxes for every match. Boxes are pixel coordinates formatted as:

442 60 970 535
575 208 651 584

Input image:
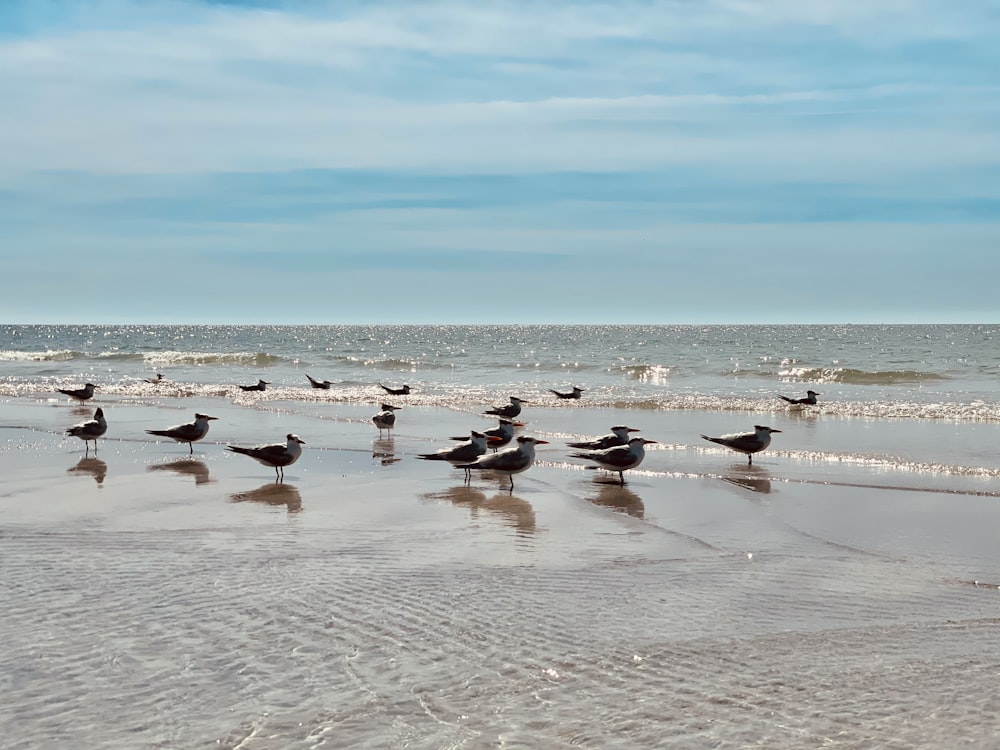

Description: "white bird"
570 436 656 485
379 383 411 396
701 425 782 465
373 403 401 436
306 374 332 389
778 389 820 406
239 379 270 392
418 431 491 480
66 407 107 455
146 413 218 454
566 425 640 450
227 433 305 480
57 382 97 402
484 396 528 419
457 435 549 490
550 386 584 399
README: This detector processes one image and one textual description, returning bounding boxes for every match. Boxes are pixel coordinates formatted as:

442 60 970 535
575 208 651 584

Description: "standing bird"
227 433 305 481
567 425 640 451
700 425 782 465
146 413 219 454
373 403 401 436
778 389 820 406
457 436 549 491
57 383 98 403
454 418 516 452
379 383 411 396
306 374 332 389
484 396 528 419
418 431 490 481
66 407 107 455
570 436 657 485
550 386 584 400
239 379 270 392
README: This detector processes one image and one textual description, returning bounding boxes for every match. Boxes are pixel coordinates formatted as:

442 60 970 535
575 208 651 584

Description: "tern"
778 389 820 406
144 373 164 385
454 418 516 452
550 386 584 399
227 433 305 480
379 383 411 396
306 374 333 390
456 435 549 490
239 379 270 392
57 383 98 402
373 403 401 436
701 425 781 465
418 431 491 480
570 436 656 485
484 396 528 419
146 413 218 454
566 425 640 451
66 407 107 455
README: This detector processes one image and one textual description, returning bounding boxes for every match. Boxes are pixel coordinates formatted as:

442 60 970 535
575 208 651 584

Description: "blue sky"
2 0 998 323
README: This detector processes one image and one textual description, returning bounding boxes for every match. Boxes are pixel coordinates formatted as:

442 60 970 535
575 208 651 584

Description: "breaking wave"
780 366 950 385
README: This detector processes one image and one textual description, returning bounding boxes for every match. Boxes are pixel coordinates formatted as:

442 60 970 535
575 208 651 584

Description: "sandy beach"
3 395 1000 748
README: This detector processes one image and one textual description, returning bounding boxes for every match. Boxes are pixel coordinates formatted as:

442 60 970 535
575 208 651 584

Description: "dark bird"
456 436 549 491
418 431 491 481
57 382 98 402
570 436 656 485
701 425 781 465
373 403 401 436
146 413 218 454
144 373 164 385
567 425 640 451
550 386 584 399
778 389 820 406
454 418 516 452
227 433 305 481
66 407 107 455
239 379 271 392
379 383 411 396
484 396 528 419
306 374 332 389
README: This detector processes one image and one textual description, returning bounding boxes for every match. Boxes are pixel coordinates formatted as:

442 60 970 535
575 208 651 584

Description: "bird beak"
627 428 641 433
771 429 782 433
487 436 505 444
207 416 219 421
643 439 658 444
297 437 306 444
534 439 550 445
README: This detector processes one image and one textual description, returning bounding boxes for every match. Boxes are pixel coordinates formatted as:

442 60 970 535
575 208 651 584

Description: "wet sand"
3 397 1000 748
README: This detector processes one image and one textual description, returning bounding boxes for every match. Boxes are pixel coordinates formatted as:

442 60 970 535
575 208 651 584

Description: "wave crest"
780 366 949 385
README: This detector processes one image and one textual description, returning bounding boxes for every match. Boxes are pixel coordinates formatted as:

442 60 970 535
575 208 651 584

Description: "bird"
144 373 164 385
570 436 657 485
373 403 401 436
454 418 516 452
146 413 219 454
778 389 820 406
566 425 640 450
484 396 528 419
456 435 549 491
379 383 411 396
700 425 782 465
57 383 97 402
227 433 305 481
66 407 107 455
417 431 491 481
239 379 270 392
550 386 584 399
306 374 332 389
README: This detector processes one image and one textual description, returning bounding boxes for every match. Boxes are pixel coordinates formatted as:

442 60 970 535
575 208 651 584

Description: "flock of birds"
58 377 819 487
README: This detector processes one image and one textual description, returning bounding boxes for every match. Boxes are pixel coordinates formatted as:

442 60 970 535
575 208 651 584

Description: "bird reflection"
722 465 772 494
372 437 400 466
589 483 645 518
70 404 93 417
422 485 536 535
147 458 212 485
230 482 302 512
68 457 107 486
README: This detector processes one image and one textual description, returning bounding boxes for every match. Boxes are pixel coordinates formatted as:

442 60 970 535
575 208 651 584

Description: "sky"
2 0 999 324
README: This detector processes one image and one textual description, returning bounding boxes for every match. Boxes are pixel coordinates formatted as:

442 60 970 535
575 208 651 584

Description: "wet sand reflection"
67 457 107 486
230 482 302 512
722 464 772 494
423 485 536 535
588 482 645 518
372 437 400 466
147 458 212 485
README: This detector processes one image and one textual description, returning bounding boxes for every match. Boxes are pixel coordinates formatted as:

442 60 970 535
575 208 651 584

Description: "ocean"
3 324 1000 748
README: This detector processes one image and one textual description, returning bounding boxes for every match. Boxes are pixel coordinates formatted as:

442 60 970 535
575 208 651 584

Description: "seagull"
570 436 656 485
373 403 401 436
306 374 332 390
227 433 305 481
550 386 584 399
484 396 528 419
146 413 218 454
701 425 782 465
454 418 516 452
417 431 491 480
144 373 164 385
778 389 820 406
66 407 107 455
456 435 549 491
379 383 411 396
566 425 640 450
239 379 270 392
57 383 98 402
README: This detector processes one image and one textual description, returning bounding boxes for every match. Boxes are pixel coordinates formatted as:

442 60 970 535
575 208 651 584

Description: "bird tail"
226 446 252 456
777 395 795 403
416 454 445 461
146 429 168 437
700 435 722 446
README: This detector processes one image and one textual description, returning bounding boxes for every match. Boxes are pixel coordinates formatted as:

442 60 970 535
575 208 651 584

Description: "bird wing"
703 433 762 452
149 422 204 441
